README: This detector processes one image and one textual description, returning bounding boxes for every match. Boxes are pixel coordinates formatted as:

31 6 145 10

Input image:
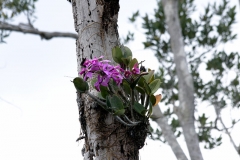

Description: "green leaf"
97 92 104 99
143 80 151 95
106 96 111 109
136 84 146 105
121 56 131 66
113 109 125 116
140 94 145 106
90 78 97 88
143 70 155 83
73 77 89 93
122 80 131 95
100 85 109 99
147 102 153 118
109 95 124 111
122 46 133 58
133 102 147 115
128 10 139 23
135 86 145 94
150 95 156 106
112 46 123 64
109 79 119 92
149 79 161 94
130 74 144 89
106 95 125 115
137 77 145 87
129 58 138 70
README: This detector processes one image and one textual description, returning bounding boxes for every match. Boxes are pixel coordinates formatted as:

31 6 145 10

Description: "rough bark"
151 105 188 160
71 0 146 159
0 21 78 40
161 0 203 160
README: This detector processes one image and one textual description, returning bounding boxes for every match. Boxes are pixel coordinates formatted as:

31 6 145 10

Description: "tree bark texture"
161 0 203 160
71 0 146 159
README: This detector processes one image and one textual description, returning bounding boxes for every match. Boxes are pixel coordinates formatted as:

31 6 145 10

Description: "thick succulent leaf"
106 96 111 109
143 70 155 83
135 86 145 94
150 94 156 107
122 80 131 95
140 94 145 105
113 109 125 116
123 46 133 58
149 79 161 94
143 80 151 95
129 58 138 70
147 102 153 118
121 57 131 66
73 77 89 93
137 77 145 87
110 95 125 111
109 79 119 93
90 78 97 88
112 46 123 64
133 102 147 115
130 74 144 89
100 85 109 99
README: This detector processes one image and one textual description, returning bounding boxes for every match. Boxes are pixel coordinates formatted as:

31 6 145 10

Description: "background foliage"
126 0 240 150
0 0 37 42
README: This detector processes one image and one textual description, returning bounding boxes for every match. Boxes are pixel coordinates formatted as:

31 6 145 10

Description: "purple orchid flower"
124 70 132 78
132 63 140 75
80 56 124 91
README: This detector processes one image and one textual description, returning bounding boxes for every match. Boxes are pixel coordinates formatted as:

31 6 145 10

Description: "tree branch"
213 104 240 156
0 21 78 40
151 105 188 160
161 0 203 159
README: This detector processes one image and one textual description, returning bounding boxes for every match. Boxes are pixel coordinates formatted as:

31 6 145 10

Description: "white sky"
0 0 240 160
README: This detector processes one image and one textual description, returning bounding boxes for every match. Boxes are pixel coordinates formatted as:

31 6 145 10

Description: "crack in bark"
96 0 119 33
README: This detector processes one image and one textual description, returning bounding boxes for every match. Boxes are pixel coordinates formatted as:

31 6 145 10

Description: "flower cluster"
80 56 123 91
73 47 162 127
79 56 140 91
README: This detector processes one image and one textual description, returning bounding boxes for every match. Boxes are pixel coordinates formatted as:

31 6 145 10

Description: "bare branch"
213 104 240 156
151 105 188 160
0 21 78 40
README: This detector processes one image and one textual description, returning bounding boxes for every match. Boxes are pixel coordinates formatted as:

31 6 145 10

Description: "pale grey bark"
0 21 78 40
213 104 240 156
239 0 240 11
71 0 141 159
161 0 203 160
151 105 188 160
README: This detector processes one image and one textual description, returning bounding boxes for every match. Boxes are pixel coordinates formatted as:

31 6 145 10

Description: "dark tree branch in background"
0 21 78 40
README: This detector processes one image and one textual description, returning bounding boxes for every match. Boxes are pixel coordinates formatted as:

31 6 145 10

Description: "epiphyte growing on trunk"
73 46 162 126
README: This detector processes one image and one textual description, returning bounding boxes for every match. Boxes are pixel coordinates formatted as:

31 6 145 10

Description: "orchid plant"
73 46 161 126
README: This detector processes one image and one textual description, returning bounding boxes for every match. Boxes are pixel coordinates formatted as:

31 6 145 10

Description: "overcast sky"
1 0 240 160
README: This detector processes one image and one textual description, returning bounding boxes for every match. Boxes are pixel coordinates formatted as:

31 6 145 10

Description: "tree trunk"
71 0 146 159
161 0 203 160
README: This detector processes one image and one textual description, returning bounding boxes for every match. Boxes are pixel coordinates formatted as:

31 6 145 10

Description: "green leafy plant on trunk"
73 46 162 126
